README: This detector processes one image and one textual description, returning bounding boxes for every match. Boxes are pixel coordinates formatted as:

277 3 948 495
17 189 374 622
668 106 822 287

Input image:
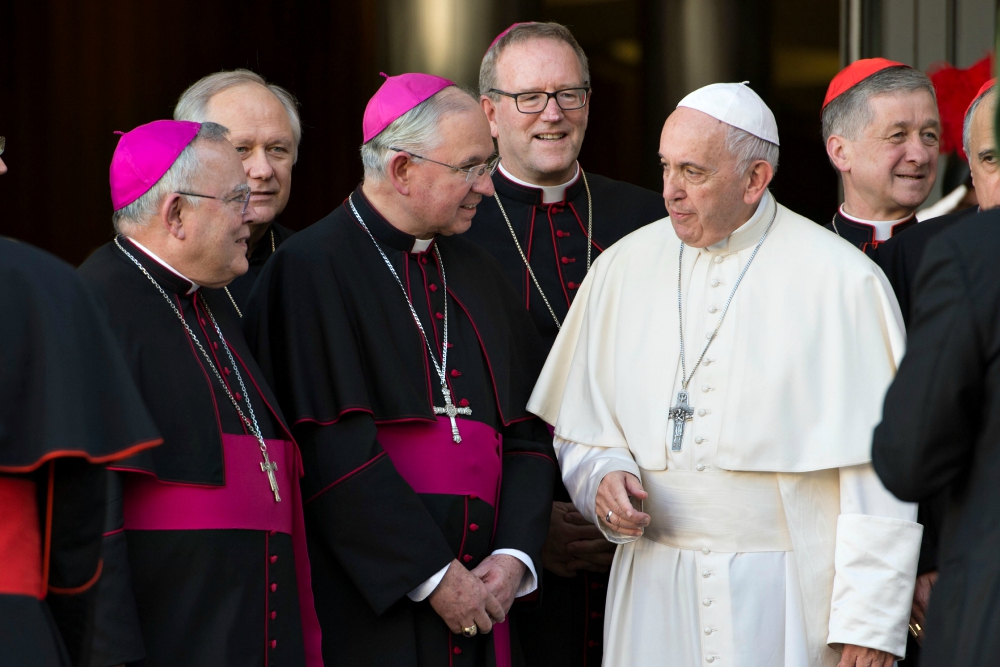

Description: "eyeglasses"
389 147 501 183
0 137 5 156
489 87 590 114
175 189 252 214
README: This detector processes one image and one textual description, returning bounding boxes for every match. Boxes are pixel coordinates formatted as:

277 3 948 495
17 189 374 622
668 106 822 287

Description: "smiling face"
203 83 296 232
177 141 253 286
483 37 589 186
659 108 765 248
833 89 940 220
968 92 1000 210
406 101 497 237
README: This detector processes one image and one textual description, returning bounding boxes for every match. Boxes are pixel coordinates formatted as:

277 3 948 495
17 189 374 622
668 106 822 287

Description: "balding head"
964 86 1000 209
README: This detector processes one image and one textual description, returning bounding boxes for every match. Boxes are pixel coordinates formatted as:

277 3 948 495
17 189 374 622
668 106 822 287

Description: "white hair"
112 122 230 235
360 85 477 182
726 125 779 176
174 69 302 160
963 86 996 159
822 66 936 142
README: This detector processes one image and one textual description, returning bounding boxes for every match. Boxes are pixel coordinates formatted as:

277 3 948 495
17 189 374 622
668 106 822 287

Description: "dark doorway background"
0 0 839 266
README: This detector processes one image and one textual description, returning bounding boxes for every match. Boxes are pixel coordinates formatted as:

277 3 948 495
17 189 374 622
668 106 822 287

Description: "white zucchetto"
677 82 779 146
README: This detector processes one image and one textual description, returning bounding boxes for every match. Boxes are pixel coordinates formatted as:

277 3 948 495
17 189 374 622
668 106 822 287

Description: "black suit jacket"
873 208 1000 667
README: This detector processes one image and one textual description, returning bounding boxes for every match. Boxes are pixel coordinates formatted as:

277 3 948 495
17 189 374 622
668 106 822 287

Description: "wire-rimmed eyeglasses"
175 189 252 214
0 136 5 156
489 87 590 114
389 147 501 183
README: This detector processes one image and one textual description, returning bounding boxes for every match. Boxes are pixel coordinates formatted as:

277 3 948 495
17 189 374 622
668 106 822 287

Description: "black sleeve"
872 238 984 501
90 471 145 666
493 418 556 574
296 413 456 615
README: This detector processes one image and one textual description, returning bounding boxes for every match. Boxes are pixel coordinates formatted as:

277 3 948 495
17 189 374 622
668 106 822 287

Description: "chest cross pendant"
668 391 695 452
434 386 472 443
260 451 281 502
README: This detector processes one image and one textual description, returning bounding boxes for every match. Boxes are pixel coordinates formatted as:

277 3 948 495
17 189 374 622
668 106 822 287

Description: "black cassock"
0 238 161 667
462 168 664 667
824 208 917 258
224 221 295 313
78 238 321 667
244 187 557 667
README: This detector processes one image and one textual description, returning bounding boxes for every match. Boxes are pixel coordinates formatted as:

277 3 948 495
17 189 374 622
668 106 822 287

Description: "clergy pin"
668 391 695 452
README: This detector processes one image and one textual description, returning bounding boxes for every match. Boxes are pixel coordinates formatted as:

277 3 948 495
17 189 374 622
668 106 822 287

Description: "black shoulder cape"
0 238 161 471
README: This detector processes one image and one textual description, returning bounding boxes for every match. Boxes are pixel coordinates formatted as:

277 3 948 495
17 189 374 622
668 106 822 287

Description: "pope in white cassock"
527 82 923 667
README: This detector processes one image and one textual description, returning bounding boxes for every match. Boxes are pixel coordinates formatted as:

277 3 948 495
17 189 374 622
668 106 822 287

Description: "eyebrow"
659 156 711 172
978 148 995 160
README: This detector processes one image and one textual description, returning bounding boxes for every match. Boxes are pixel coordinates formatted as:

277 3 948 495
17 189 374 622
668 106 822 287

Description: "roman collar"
119 236 199 295
494 162 585 207
835 206 917 244
345 186 438 255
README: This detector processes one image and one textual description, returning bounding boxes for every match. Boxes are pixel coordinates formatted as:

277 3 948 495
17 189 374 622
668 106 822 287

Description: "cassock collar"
704 190 774 255
497 162 580 204
120 236 200 295
837 205 916 242
493 162 586 206
347 186 435 254
248 223 277 266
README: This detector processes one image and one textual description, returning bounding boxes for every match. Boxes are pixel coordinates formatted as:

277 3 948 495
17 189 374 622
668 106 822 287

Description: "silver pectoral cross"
260 451 281 502
434 386 472 443
668 390 695 452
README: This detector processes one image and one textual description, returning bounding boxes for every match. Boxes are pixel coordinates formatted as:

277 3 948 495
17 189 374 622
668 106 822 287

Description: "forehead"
865 89 939 126
659 107 729 161
434 105 493 157
970 94 997 136
204 84 293 135
194 140 246 186
496 38 584 88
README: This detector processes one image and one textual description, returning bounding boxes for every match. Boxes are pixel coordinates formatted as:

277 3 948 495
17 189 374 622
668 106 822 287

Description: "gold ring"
908 623 921 638
462 624 478 637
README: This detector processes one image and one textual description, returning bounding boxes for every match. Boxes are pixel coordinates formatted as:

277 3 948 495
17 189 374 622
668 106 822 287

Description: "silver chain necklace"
224 227 276 318
492 167 593 330
668 199 777 452
114 237 282 501
347 195 471 443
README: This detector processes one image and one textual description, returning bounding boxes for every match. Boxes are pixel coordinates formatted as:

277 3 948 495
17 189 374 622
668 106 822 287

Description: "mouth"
460 203 477 211
534 132 568 142
894 174 925 181
250 191 276 199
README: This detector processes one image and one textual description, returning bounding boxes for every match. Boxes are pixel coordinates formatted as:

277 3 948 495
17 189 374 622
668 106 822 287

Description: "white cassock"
528 191 923 667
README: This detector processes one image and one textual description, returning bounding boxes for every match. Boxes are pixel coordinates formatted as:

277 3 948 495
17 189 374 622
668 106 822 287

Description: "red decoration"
928 55 993 159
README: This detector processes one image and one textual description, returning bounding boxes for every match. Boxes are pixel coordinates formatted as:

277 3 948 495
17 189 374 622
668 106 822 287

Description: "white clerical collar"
706 190 773 254
838 205 913 242
410 238 433 254
499 162 580 204
126 237 200 295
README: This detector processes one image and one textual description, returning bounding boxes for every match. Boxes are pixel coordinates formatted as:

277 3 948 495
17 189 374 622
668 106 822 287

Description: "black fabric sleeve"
493 418 556 575
297 413 456 615
40 459 107 667
873 238 984 502
90 471 145 666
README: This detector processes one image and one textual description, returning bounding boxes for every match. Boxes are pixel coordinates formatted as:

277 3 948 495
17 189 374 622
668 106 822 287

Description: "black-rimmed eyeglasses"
489 87 590 114
389 148 501 183
175 189 252 214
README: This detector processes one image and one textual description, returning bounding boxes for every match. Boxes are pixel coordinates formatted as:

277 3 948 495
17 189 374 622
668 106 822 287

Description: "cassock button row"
450 369 461 377
469 494 477 500
711 279 720 287
270 555 278 563
706 656 716 663
436 312 444 320
469 523 479 531
701 385 711 392
200 318 206 325
561 256 574 264
271 611 277 620
212 341 219 350
453 647 462 655
708 306 718 313
271 583 278 592
429 284 438 292
462 554 473 563
567 282 578 289
459 398 470 407
420 256 428 264
556 230 567 238
702 548 710 555
235 392 242 401
702 598 712 607
271 640 277 649
696 464 706 471
702 570 712 578
705 332 713 339
695 436 704 444
714 256 723 264
223 368 231 376
698 409 707 417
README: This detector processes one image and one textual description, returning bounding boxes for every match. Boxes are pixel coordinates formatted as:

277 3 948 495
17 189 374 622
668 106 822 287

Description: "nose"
0 157 7 176
244 147 275 181
905 134 935 167
473 172 496 197
540 95 565 122
662 168 685 202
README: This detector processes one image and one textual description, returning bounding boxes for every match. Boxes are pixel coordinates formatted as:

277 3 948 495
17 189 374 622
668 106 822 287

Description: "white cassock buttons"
702 598 712 606
695 436 704 444
714 256 723 264
696 464 706 471
702 570 711 578
701 384 710 392
698 409 707 416
704 628 713 634
711 279 720 287
705 332 713 339
708 306 718 313
707 657 716 663
702 547 710 555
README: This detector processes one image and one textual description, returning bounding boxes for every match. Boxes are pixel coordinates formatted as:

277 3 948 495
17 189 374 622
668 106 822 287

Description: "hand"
542 502 617 577
910 570 938 646
471 554 526 615
837 645 895 667
596 471 650 537
428 559 505 635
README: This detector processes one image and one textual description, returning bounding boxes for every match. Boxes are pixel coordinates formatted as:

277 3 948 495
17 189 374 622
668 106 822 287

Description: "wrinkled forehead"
660 107 731 160
496 37 584 86
865 88 940 127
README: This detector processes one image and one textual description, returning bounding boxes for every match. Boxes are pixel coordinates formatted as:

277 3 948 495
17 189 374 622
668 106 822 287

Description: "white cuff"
407 562 451 602
491 549 538 597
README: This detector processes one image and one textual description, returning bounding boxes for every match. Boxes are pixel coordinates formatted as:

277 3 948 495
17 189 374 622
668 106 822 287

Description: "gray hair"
822 66 936 142
113 122 230 235
174 69 301 159
963 85 996 159
726 125 779 176
480 22 590 99
360 85 477 182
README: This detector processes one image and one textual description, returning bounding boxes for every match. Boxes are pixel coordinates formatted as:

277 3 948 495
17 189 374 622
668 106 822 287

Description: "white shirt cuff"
407 563 451 602
491 548 538 597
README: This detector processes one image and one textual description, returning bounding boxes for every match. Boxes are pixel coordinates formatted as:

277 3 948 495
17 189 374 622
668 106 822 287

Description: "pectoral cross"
260 451 281 502
434 386 472 443
668 391 695 452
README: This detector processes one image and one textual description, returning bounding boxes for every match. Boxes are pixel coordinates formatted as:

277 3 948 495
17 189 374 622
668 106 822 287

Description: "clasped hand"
428 554 525 635
596 471 651 537
543 501 618 577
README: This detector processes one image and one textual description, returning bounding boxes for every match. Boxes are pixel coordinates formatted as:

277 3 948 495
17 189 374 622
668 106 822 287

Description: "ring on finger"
462 623 478 637
605 509 613 523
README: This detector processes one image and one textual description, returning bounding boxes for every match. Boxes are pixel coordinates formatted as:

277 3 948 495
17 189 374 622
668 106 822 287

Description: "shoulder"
76 242 130 290
268 208 348 264
881 207 975 257
441 233 514 280
0 238 97 306
584 171 665 214
270 221 297 244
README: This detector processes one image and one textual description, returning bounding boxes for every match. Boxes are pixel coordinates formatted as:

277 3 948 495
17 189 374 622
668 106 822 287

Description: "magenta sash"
121 434 323 667
377 417 501 507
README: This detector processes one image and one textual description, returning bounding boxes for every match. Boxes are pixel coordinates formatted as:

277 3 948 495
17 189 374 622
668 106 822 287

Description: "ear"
160 193 186 240
386 152 415 196
743 160 775 205
481 95 500 139
826 135 851 174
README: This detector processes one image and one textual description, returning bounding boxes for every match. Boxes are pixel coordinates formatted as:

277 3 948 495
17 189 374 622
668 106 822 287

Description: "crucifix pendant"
260 450 281 502
434 386 472 443
668 390 695 452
